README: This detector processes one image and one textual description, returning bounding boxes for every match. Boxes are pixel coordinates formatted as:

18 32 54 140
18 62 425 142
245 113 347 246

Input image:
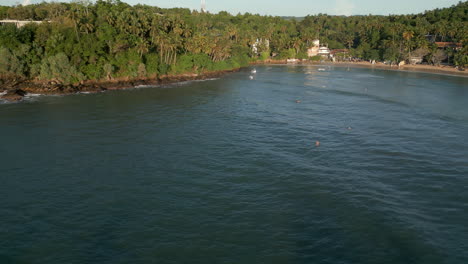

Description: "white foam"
199 78 219 82
165 78 220 87
134 85 155 89
188 78 219 83
24 93 42 97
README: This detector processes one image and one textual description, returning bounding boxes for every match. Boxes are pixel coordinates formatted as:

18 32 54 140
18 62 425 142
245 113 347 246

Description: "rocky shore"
0 89 27 102
2 62 465 103
0 68 239 102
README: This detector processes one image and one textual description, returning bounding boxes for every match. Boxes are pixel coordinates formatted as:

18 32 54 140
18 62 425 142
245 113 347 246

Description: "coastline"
252 60 468 77
0 68 239 102
327 61 468 77
1 60 466 102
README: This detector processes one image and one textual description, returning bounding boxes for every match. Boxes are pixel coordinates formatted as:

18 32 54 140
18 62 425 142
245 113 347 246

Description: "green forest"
0 0 467 85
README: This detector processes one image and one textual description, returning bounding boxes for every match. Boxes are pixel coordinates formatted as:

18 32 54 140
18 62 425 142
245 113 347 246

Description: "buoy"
315 141 320 147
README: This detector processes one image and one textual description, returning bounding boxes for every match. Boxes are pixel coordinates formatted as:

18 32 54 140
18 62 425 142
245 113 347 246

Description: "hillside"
0 0 466 89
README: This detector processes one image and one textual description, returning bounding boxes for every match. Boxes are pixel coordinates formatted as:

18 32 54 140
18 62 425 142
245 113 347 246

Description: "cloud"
333 0 355 16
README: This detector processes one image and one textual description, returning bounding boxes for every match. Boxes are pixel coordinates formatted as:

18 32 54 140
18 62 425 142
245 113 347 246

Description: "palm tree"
226 25 238 42
66 4 81 39
403 30 414 60
135 38 149 58
291 37 302 56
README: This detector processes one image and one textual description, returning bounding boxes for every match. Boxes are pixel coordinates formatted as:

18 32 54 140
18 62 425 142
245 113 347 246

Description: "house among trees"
318 46 331 57
408 48 431 65
435 42 462 50
0 0 465 84
307 40 330 58
307 40 320 57
330 49 350 61
409 56 424 65
0 19 43 28
252 38 270 55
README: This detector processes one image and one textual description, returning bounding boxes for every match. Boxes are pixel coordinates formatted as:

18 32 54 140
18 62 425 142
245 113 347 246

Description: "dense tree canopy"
0 0 466 84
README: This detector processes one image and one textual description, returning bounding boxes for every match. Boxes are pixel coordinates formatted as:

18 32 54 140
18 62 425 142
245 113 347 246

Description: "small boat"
251 69 257 74
249 75 254 80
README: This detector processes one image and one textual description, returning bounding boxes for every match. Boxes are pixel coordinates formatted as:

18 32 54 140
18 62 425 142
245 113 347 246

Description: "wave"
176 78 220 85
134 84 156 89
141 78 221 89
24 93 42 97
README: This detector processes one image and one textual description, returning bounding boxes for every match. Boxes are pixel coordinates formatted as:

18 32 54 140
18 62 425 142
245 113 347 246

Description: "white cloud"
333 0 355 16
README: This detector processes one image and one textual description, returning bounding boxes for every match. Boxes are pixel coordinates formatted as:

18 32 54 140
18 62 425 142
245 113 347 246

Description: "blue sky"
3 0 463 16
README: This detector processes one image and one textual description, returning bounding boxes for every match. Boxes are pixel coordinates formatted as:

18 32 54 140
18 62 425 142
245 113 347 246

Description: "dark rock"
63 85 77 93
1 89 27 102
13 89 26 96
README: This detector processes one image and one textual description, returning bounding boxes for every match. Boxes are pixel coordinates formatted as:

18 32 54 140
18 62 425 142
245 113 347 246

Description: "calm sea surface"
1 65 468 264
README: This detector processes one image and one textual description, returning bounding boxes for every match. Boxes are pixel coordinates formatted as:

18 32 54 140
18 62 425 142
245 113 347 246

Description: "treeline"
299 1 467 65
0 0 467 85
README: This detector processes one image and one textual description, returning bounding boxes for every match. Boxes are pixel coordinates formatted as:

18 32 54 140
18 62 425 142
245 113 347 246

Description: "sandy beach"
252 60 467 77
329 61 468 77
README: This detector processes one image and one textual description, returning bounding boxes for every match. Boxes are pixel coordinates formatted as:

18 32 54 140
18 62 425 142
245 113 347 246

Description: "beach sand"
253 60 468 77
330 61 467 77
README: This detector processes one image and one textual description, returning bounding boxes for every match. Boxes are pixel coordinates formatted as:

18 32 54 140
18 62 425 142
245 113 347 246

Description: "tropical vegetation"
0 0 466 85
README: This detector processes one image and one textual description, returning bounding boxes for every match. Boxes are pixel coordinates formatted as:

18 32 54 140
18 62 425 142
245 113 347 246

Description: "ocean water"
1 65 467 264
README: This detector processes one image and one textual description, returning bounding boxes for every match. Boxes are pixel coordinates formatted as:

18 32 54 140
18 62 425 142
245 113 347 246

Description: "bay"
1 65 467 264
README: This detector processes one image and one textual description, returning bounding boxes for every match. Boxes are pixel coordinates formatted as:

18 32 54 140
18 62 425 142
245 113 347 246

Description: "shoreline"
252 60 468 77
0 68 239 102
327 61 468 77
2 60 466 102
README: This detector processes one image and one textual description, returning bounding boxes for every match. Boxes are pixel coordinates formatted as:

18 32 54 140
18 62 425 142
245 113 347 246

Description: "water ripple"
1 65 467 264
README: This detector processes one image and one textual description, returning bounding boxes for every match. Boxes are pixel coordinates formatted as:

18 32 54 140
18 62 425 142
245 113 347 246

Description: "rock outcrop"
1 89 27 102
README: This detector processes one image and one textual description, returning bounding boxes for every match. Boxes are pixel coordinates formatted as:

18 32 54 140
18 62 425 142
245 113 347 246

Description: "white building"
307 39 330 58
252 38 270 55
307 39 320 57
0 20 44 28
318 46 330 57
201 0 207 13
